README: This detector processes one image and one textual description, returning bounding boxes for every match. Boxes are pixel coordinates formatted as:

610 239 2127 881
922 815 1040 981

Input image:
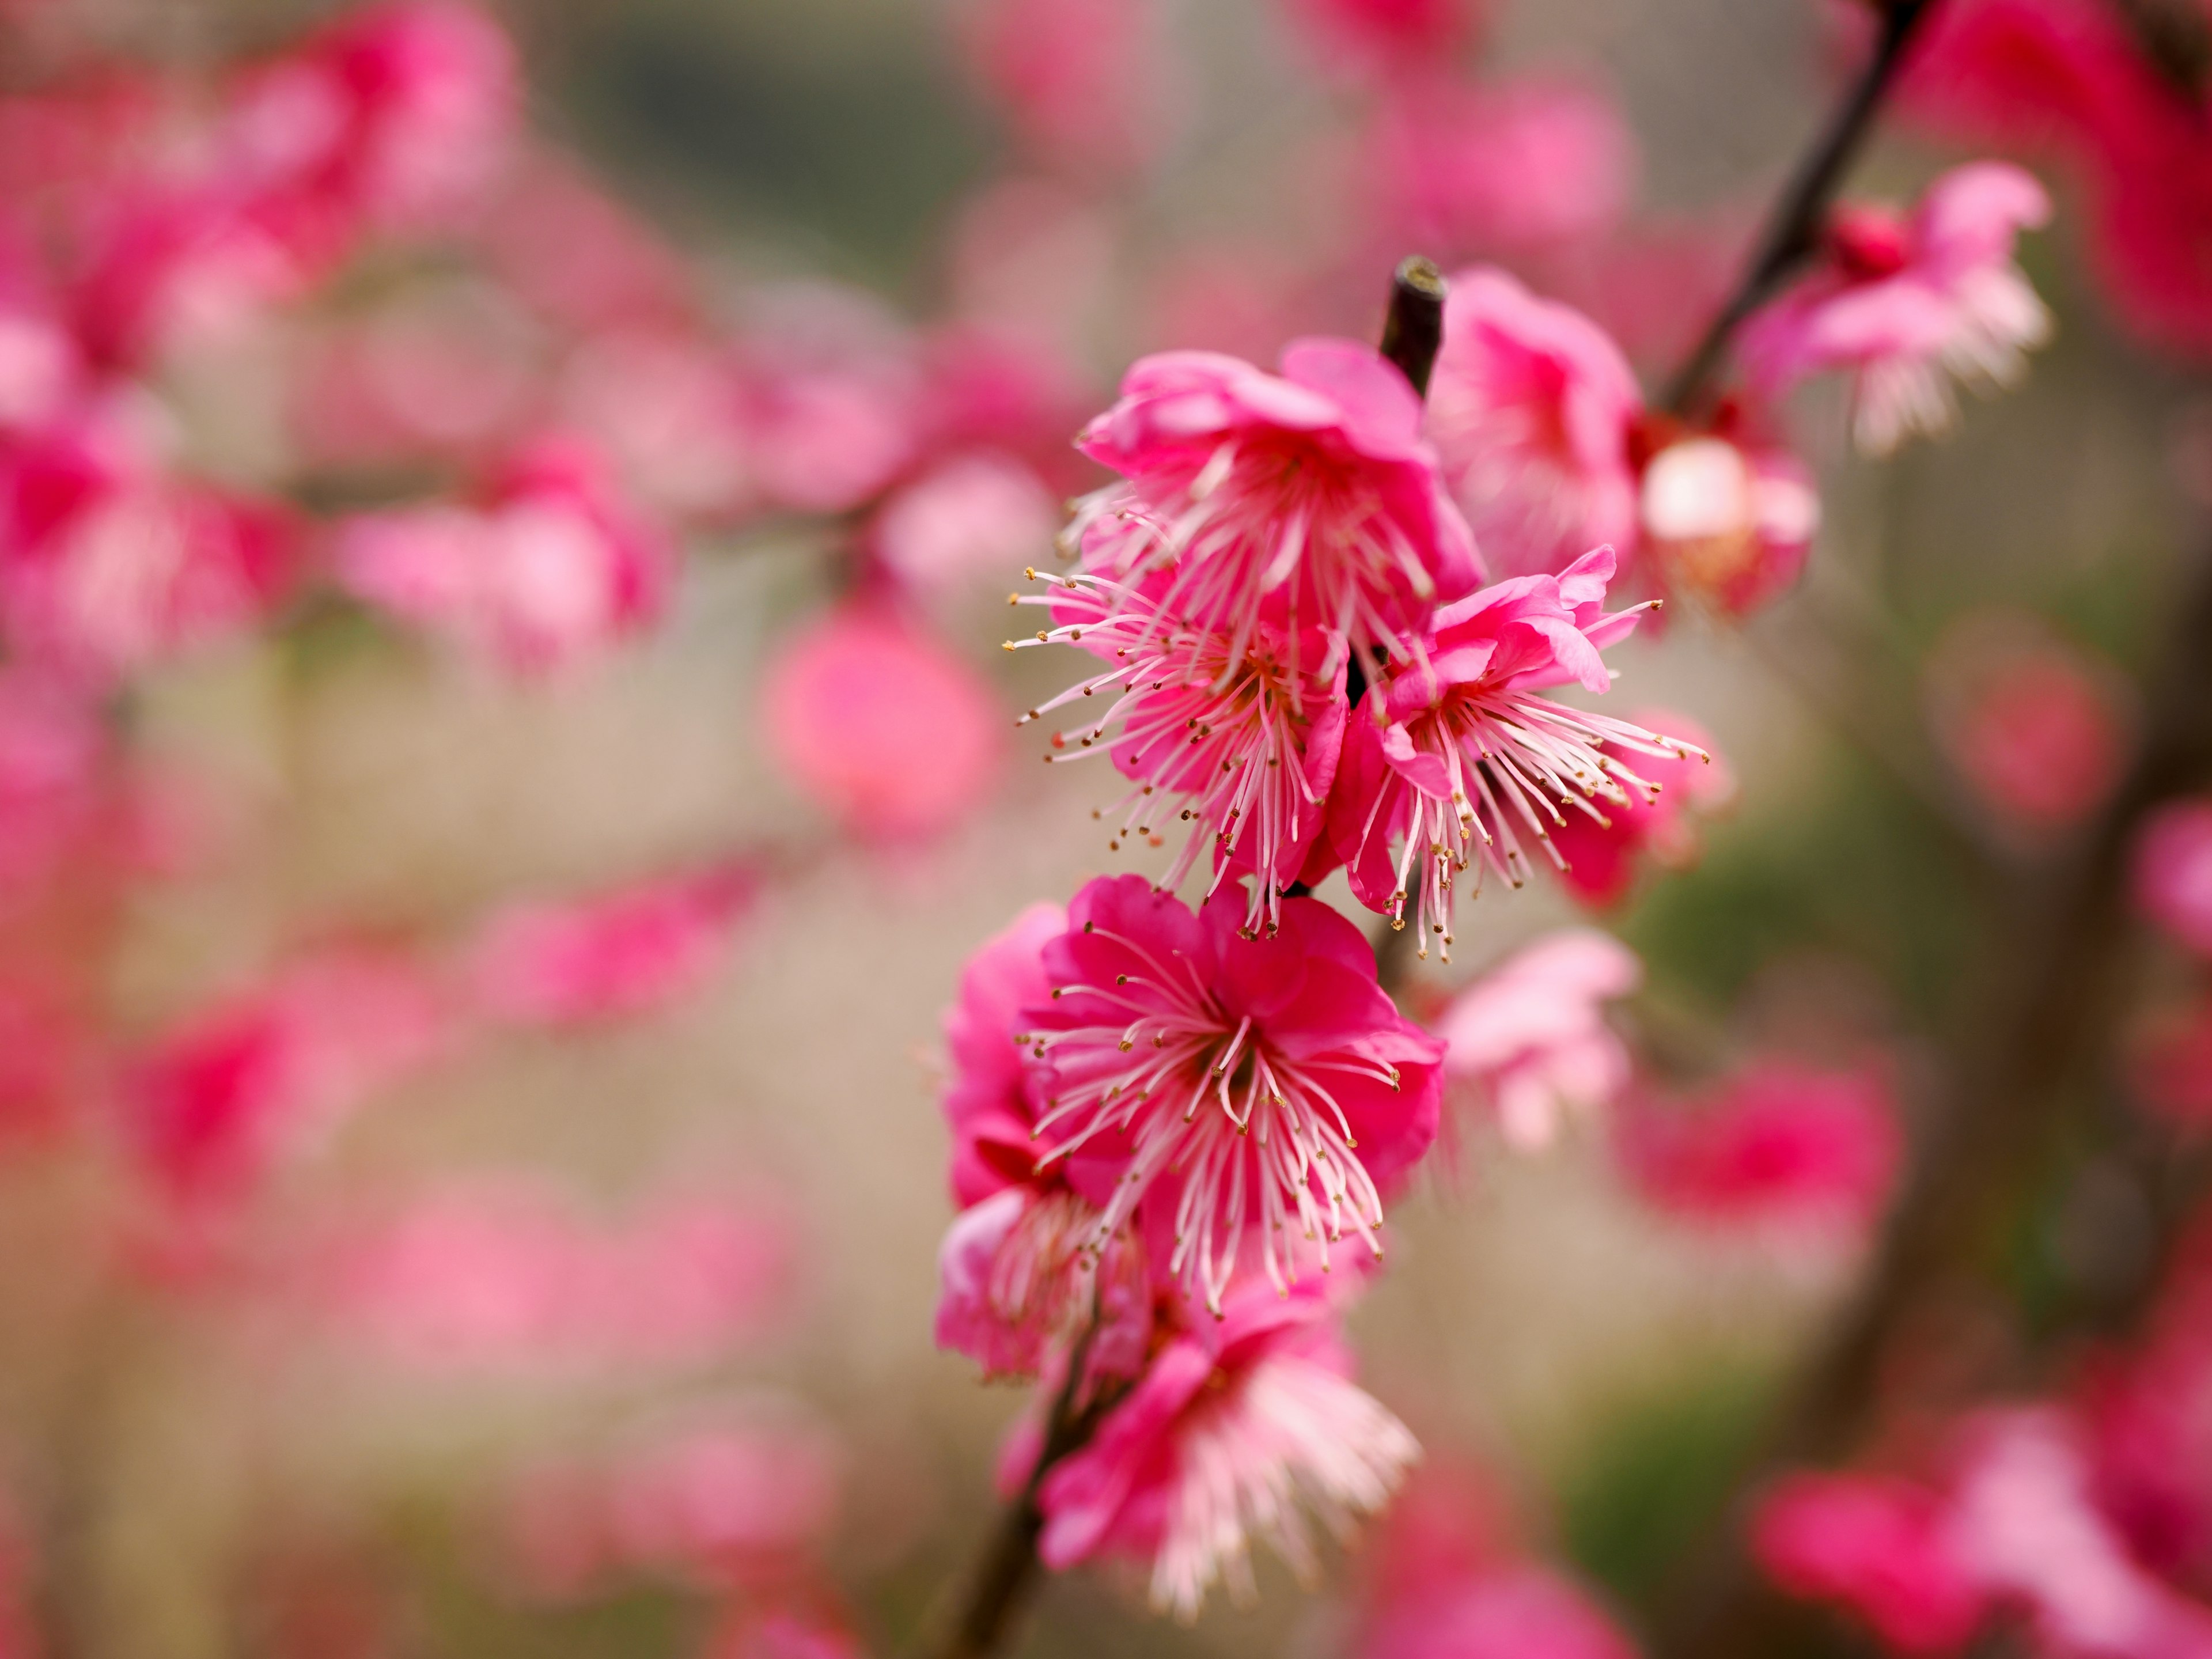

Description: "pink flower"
1435 929 1639 1150
1426 268 1643 582
1924 611 2133 834
1638 433 1819 618
1755 1473 1987 1655
124 950 450 1216
1018 877 1443 1310
1034 1279 1418 1619
1279 0 1480 82
871 450 1059 593
466 866 757 1029
1621 1060 1903 1243
2134 800 2212 960
557 329 755 524
760 604 1003 843
1326 547 1695 957
1361 76 1637 263
1545 707 1734 909
953 0 1176 177
1070 339 1480 679
335 439 670 674
1009 570 1349 938
738 288 921 515
1363 1564 1640 1659
1740 164 2052 455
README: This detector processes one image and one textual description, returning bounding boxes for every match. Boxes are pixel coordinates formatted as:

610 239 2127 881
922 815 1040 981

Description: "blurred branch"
1380 257 1447 399
1646 536 2212 1658
1661 0 1940 419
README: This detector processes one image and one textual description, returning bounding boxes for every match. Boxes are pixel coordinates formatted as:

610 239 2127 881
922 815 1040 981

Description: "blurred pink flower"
335 437 670 674
871 450 1058 594
558 330 754 524
475 153 697 335
1361 76 1637 263
1033 1279 1418 1620
1019 877 1443 1312
954 0 1175 176
1010 572 1348 938
466 866 757 1029
700 1608 864 1659
1546 706 1734 908
1622 1060 1903 1243
2129 999 2212 1130
1327 546 1691 955
2134 800 2212 960
1638 433 1819 618
1070 338 1480 679
326 1181 788 1374
1740 164 2052 454
738 289 921 516
1435 928 1640 1150
1365 1563 1639 1659
1426 266 1643 581
1755 1472 1987 1655
759 604 1003 843
125 950 450 1216
1925 612 2133 834
1280 0 1480 81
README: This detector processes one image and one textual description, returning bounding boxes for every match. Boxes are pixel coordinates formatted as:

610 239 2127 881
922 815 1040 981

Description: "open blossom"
1426 267 1643 582
1622 1060 1903 1244
1009 569 1348 938
1327 546 1697 959
1547 707 1733 907
934 899 1148 1381
1638 432 1819 618
1740 163 2053 455
465 866 757 1029
1755 1473 1987 1655
1033 1278 1418 1620
2134 800 2212 960
1019 877 1443 1311
1435 929 1640 1150
335 438 669 673
1069 339 1480 681
761 604 1003 844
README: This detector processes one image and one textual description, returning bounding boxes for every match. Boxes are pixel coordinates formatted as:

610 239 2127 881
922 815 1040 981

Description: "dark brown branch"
1646 540 2212 1659
1380 256 1446 400
1661 0 1940 418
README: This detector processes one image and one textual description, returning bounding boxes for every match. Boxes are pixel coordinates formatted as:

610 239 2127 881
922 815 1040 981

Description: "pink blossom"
871 450 1058 593
1754 1473 1987 1655
759 604 1003 844
124 950 450 1215
1621 1060 1903 1243
738 289 921 515
953 0 1175 177
1070 338 1480 678
324 1181 788 1374
335 438 670 674
0 668 111 896
1009 571 1349 939
1018 877 1443 1310
1325 546 1695 957
1545 707 1734 908
1279 0 1481 82
1363 1564 1640 1659
466 867 757 1029
1361 76 1637 263
1033 1279 1418 1619
1435 928 1639 1150
1638 433 1819 618
1740 164 2052 454
2134 800 2212 960
557 330 754 524
0 402 296 679
1924 612 2132 834
475 153 696 335
1426 268 1643 582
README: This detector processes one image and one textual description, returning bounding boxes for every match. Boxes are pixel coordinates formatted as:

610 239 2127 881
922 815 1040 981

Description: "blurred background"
0 0 2203 1654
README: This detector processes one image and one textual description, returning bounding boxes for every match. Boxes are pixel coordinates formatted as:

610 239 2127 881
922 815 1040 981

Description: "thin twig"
1660 0 1940 419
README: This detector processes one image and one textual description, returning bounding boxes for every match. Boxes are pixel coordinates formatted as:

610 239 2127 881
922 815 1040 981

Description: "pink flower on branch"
1638 430 1820 619
1740 162 2054 455
1069 339 1480 683
1435 928 1640 1151
1019 877 1443 1313
1326 547 1699 959
1031 1279 1418 1620
1546 707 1734 908
1426 267 1644 583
